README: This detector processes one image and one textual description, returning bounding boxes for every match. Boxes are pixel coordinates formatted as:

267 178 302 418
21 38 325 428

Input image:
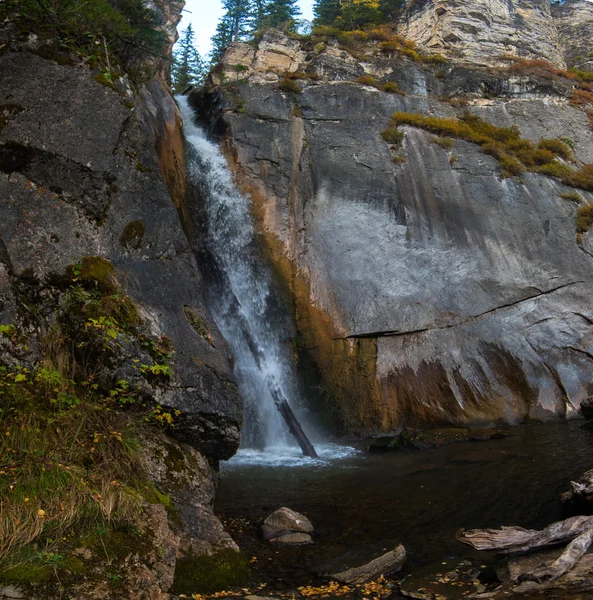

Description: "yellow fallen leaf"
38 509 46 517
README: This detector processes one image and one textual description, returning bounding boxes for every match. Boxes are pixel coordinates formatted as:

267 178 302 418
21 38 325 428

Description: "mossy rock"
172 548 250 595
66 256 117 293
0 563 53 584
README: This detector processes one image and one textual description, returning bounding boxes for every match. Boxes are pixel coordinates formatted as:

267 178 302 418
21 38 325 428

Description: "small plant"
432 136 455 150
392 154 406 165
576 204 593 233
560 191 583 203
119 220 145 250
538 138 572 160
278 78 301 94
382 81 404 95
356 75 378 87
381 128 404 146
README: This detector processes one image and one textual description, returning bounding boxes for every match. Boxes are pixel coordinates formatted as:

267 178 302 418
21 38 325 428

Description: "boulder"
261 507 314 542
329 545 406 585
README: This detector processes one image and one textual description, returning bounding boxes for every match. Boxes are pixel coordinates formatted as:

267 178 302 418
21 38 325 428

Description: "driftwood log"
561 468 593 504
457 515 593 582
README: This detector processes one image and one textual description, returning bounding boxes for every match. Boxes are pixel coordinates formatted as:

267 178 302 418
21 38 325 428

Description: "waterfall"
177 96 316 456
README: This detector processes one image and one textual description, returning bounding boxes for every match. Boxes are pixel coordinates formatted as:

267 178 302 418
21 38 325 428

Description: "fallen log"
561 468 593 504
457 515 593 583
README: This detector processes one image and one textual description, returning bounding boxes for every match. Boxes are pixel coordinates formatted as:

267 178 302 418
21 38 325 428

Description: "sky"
181 0 315 56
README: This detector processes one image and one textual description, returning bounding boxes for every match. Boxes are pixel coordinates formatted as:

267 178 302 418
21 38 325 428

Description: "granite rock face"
192 30 593 434
552 0 593 70
399 0 566 67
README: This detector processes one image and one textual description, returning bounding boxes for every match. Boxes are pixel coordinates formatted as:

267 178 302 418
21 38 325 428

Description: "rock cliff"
399 0 566 67
0 2 242 597
552 0 593 70
192 23 593 435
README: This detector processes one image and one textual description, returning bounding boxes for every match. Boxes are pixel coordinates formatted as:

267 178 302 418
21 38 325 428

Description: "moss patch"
184 306 213 345
119 220 145 250
172 548 250 595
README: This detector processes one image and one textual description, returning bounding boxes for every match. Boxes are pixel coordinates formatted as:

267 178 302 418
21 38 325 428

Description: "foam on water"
223 444 360 468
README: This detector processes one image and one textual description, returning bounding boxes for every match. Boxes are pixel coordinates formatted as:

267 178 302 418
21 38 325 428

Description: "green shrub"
432 136 455 150
356 75 378 87
2 0 166 68
576 204 593 233
421 53 447 65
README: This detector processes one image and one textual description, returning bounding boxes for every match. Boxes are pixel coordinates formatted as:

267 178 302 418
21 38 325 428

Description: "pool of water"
215 421 593 588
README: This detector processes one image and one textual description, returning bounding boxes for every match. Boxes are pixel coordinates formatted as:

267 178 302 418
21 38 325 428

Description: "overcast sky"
181 0 315 56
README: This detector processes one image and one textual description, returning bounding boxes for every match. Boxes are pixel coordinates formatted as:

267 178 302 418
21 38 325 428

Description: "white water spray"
178 96 317 455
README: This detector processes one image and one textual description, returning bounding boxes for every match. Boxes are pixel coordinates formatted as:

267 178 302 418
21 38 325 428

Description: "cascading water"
177 95 318 459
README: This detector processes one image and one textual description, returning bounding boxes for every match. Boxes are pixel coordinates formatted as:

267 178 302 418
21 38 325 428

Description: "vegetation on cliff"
0 257 179 583
1 0 167 80
388 112 593 190
313 0 405 30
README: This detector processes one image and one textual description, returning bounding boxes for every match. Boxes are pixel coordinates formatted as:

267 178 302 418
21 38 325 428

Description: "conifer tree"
171 24 205 92
224 0 254 43
252 0 267 31
210 0 253 63
264 0 301 29
313 0 341 26
210 15 236 63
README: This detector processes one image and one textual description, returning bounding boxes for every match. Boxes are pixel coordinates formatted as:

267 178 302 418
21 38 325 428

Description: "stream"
216 421 593 589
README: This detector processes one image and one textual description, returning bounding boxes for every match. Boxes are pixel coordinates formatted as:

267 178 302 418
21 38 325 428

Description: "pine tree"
340 0 382 30
313 0 341 26
264 0 301 30
252 0 267 31
224 0 254 43
171 24 205 92
210 0 253 63
210 15 236 63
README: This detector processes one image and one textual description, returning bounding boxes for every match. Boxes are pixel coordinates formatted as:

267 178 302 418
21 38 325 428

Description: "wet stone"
269 533 314 546
261 507 314 542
